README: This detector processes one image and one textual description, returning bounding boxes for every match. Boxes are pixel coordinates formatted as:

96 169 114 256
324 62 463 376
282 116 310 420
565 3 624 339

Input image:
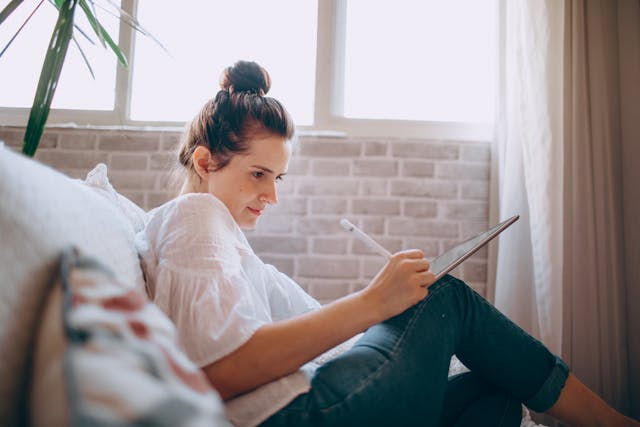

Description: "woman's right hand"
361 249 436 322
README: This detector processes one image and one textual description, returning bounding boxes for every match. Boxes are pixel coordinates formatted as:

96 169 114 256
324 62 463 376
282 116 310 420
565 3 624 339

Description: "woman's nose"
262 181 278 205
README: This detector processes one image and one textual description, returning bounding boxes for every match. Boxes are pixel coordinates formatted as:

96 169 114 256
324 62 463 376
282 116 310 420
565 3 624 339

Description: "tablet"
430 215 519 280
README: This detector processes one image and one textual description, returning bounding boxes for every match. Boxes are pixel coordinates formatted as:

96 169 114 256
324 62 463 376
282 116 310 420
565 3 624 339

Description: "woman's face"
207 134 291 229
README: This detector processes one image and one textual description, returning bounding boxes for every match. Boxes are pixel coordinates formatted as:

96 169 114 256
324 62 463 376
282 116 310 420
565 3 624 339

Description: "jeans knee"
428 274 470 298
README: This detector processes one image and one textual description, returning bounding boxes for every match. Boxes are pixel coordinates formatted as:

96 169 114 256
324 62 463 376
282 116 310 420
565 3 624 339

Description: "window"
341 0 496 123
0 0 121 110
130 0 317 125
0 0 497 138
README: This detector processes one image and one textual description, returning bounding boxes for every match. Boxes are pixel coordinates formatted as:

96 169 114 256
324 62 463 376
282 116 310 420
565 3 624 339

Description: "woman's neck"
180 176 205 195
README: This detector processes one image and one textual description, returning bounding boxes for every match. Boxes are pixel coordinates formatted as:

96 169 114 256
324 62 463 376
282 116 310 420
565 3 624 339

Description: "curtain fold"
495 0 564 354
617 0 640 418
495 0 638 415
562 0 631 412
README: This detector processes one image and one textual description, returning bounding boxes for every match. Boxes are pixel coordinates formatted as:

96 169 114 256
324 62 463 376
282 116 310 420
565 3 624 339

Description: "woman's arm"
203 249 435 400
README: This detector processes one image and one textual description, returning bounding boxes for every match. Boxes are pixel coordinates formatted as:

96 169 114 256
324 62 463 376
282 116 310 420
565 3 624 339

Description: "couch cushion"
30 246 230 427
0 145 146 426
82 162 147 235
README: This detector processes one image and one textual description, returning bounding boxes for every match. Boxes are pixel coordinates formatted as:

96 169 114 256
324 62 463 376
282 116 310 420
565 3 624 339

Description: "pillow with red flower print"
29 246 232 427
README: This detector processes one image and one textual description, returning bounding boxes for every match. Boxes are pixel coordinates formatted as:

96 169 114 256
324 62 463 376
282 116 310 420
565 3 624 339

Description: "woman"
136 61 639 427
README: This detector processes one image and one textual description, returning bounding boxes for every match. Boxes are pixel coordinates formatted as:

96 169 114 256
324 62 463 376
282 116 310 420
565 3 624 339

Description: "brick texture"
0 126 491 300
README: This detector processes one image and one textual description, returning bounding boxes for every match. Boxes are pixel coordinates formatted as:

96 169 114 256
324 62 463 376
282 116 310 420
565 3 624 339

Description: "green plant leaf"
22 0 78 157
72 33 95 78
79 0 127 66
95 0 170 55
0 0 23 26
72 19 96 45
0 0 45 59
78 0 105 48
46 0 95 45
87 0 101 41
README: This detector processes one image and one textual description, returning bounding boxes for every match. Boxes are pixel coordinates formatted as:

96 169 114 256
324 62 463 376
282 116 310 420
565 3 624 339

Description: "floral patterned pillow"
30 246 231 427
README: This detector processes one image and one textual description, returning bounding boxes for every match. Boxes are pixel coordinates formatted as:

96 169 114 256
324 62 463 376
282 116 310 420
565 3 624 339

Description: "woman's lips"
247 207 263 216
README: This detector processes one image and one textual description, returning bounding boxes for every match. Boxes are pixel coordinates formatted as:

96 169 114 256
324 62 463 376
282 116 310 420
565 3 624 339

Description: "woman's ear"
192 146 214 180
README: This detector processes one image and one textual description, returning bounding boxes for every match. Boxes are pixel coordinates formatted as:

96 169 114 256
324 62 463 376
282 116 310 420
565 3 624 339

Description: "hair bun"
219 60 271 96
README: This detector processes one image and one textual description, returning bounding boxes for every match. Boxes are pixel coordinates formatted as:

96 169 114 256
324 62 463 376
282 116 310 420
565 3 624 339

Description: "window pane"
343 0 496 123
130 0 317 125
0 0 120 110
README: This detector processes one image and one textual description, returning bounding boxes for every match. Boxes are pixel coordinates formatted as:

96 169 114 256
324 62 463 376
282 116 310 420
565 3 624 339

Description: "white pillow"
83 163 148 234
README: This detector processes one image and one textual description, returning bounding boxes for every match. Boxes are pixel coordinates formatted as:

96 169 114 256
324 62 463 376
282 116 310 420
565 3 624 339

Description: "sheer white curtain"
493 0 639 416
494 0 564 355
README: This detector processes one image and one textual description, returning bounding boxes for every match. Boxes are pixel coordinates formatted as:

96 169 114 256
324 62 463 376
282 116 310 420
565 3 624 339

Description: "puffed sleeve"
145 194 272 367
263 264 321 321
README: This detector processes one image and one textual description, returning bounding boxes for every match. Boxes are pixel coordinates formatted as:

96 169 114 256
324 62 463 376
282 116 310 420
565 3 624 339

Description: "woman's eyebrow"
251 165 287 176
251 165 273 174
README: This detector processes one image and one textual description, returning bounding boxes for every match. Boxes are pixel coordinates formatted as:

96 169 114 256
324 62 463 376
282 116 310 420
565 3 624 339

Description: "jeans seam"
495 397 515 427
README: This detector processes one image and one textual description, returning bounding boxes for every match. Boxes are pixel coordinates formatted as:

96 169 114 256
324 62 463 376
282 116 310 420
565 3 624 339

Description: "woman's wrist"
351 287 388 326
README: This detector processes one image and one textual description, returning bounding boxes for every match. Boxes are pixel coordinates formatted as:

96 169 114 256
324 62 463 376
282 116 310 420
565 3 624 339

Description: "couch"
0 143 543 427
0 144 232 427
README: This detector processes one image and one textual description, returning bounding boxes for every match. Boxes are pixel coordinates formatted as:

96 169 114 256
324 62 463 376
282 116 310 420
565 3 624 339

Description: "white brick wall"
1 126 491 302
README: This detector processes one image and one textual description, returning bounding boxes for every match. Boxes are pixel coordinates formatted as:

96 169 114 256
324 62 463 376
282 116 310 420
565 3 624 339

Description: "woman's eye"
252 171 264 179
275 175 284 182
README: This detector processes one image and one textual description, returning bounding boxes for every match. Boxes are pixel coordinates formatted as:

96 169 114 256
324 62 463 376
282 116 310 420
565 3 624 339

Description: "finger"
398 249 425 259
423 271 436 286
410 285 429 304
413 258 431 272
412 273 436 289
403 257 430 272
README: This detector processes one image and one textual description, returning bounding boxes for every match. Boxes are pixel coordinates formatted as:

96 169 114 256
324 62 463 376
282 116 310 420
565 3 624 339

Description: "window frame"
0 0 137 128
0 0 493 140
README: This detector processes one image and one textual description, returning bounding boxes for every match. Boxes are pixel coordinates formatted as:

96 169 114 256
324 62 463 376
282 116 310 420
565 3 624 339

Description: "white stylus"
340 218 392 259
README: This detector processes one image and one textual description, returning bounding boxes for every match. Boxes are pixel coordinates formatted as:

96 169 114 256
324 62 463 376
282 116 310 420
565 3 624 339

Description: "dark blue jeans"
261 275 569 427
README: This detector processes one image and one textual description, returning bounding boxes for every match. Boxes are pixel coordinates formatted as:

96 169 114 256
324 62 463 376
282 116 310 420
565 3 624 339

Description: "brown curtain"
562 0 639 416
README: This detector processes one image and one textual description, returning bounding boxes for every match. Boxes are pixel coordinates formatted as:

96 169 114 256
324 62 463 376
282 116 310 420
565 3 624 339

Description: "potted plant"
0 0 158 156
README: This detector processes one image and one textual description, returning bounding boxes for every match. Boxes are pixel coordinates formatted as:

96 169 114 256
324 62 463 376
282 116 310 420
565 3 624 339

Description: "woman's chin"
238 218 259 230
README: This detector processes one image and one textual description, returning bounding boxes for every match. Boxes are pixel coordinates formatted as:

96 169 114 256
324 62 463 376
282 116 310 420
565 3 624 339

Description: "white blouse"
135 193 322 426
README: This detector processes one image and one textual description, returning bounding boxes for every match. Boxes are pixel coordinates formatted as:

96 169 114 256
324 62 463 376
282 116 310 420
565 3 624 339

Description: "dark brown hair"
178 60 295 174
